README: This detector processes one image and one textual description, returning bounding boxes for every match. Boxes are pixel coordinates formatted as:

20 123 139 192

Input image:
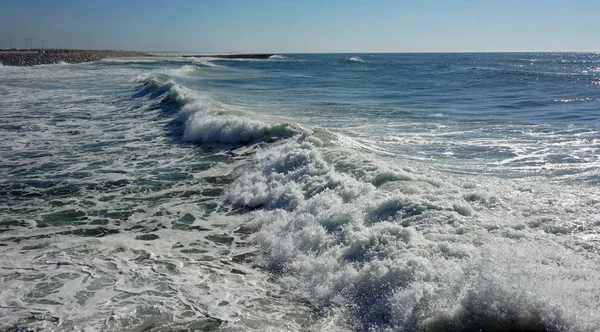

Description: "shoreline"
0 50 275 66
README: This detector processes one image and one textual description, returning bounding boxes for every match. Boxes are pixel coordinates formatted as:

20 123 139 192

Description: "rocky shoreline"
0 50 150 66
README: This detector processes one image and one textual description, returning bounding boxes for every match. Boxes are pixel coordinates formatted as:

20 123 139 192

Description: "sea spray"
225 136 600 331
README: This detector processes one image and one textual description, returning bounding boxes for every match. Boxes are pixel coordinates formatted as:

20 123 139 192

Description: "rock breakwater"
0 50 149 66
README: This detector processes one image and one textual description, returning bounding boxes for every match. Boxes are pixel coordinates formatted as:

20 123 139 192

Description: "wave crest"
182 105 298 144
190 57 225 68
137 75 299 144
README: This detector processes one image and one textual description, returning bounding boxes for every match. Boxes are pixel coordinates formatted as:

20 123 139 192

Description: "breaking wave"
349 57 364 63
224 135 600 331
137 76 299 144
134 65 600 331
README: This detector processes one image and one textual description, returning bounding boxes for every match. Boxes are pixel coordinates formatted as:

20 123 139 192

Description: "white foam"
190 57 226 68
348 57 364 63
102 58 159 63
166 64 199 76
0 62 325 331
224 134 600 331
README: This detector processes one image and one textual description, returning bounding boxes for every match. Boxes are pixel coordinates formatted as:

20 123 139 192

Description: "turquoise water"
1 53 599 331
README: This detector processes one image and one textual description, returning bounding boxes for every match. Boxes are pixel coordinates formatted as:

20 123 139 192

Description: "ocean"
1 53 599 331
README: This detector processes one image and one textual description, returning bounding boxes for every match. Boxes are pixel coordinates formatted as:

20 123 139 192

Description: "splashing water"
1 53 599 331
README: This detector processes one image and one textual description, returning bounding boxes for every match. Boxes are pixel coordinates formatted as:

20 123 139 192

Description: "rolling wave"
137 75 300 144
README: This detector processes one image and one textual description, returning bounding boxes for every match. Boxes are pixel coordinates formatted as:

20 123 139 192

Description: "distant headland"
0 50 275 66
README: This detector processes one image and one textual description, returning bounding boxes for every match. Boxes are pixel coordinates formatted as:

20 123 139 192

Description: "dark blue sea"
1 53 599 331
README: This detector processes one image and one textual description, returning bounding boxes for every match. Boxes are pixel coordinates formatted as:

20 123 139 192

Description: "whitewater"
1 53 599 331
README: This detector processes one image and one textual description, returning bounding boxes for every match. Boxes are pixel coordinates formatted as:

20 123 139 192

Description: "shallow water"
1 53 599 331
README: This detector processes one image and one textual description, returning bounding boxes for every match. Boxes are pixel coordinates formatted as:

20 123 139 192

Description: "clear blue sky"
1 0 598 52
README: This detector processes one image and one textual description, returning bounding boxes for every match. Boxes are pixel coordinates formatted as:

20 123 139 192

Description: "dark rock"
135 234 159 241
0 50 150 66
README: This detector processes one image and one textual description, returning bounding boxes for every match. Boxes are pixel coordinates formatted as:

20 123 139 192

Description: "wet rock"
135 234 159 241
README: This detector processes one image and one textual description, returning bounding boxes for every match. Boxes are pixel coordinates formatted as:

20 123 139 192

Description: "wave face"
138 75 300 144
1 53 599 331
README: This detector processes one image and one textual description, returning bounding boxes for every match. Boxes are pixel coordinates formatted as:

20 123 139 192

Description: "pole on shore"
9 38 13 49
41 39 44 50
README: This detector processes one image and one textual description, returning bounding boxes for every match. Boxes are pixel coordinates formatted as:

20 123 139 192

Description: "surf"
137 59 600 331
2 52 599 332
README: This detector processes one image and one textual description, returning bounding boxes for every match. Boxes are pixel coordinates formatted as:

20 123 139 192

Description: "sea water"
1 53 599 331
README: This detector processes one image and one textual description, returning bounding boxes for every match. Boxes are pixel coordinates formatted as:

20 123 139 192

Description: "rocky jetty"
0 50 150 66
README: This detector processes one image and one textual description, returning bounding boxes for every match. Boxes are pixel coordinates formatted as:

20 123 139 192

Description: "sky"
1 0 599 53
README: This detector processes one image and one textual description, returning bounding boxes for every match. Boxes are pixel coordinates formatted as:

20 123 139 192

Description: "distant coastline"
0 50 275 66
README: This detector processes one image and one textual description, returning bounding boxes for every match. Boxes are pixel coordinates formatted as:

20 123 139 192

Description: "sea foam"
224 136 600 331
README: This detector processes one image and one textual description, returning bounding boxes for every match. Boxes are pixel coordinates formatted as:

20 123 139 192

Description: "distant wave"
101 58 159 63
348 56 364 63
554 97 599 103
190 57 225 68
268 54 286 60
165 64 200 77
